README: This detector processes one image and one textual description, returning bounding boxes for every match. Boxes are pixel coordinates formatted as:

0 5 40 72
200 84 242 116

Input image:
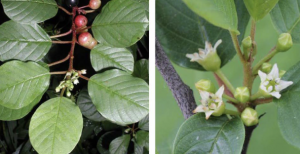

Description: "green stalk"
215 69 235 94
224 109 240 116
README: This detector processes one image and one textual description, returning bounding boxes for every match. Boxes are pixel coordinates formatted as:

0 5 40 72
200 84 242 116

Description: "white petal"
213 39 222 51
267 86 273 92
215 85 224 98
193 105 205 113
269 63 279 79
263 81 269 86
217 101 223 108
258 70 267 82
209 103 217 109
260 84 267 93
277 80 293 91
270 91 281 99
205 110 215 120
200 90 210 101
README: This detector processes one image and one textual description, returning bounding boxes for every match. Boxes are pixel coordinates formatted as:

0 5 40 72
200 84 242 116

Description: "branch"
252 97 273 106
155 39 197 119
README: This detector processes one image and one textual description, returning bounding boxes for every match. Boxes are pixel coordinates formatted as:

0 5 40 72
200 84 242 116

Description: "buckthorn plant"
156 0 300 153
0 0 149 153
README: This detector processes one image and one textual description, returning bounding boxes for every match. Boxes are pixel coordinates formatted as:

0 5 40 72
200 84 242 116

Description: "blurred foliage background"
156 14 300 154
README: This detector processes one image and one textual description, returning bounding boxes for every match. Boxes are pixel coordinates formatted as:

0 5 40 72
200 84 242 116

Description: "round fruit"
89 0 101 10
78 32 93 46
75 15 88 28
86 38 98 49
65 0 79 8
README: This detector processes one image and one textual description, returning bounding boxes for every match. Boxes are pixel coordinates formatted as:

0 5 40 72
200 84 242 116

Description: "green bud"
261 63 273 73
279 70 286 78
241 107 259 126
124 128 131 133
212 103 225 117
74 72 79 76
277 33 293 52
195 79 216 93
66 80 72 84
198 51 221 72
55 87 60 93
242 36 252 49
70 84 74 89
234 87 250 103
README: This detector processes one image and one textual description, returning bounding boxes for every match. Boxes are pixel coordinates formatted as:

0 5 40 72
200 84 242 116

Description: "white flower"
73 79 79 85
193 85 225 119
258 64 293 99
81 69 87 74
186 39 222 62
66 72 72 76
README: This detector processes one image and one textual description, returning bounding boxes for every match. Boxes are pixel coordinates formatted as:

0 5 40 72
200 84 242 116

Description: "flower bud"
66 91 71 97
195 79 216 93
261 63 272 73
55 87 60 93
212 102 225 116
279 70 286 78
241 107 258 126
234 87 250 103
277 33 293 52
242 36 252 49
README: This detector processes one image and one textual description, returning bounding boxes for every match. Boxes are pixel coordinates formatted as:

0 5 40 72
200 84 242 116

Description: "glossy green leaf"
0 94 42 121
156 0 250 71
274 61 300 149
90 44 134 73
138 114 149 131
92 0 148 47
88 69 149 125
135 130 149 150
2 0 58 24
183 0 239 33
132 59 149 83
0 61 50 109
244 0 279 21
270 0 300 43
29 97 83 154
77 89 105 122
109 135 131 154
173 114 245 154
0 20 52 61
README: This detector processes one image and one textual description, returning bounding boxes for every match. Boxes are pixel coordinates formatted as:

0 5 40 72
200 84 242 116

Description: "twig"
78 74 90 81
50 29 72 38
50 71 68 75
156 38 197 119
214 69 235 94
252 97 273 106
48 54 70 67
58 5 73 15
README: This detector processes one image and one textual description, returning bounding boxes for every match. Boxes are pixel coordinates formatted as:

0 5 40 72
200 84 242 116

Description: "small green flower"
241 107 258 126
277 33 293 52
234 87 250 103
195 79 215 93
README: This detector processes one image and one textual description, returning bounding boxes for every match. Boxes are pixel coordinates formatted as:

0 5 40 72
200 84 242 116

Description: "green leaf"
90 44 134 73
270 0 300 43
243 0 279 21
77 89 105 122
2 0 58 24
274 61 300 150
109 135 131 154
97 131 122 154
29 97 83 154
132 59 149 83
92 0 148 47
173 114 245 154
156 0 249 71
183 0 239 33
88 69 149 125
0 94 42 121
135 130 149 150
138 114 149 131
0 61 50 109
0 20 52 61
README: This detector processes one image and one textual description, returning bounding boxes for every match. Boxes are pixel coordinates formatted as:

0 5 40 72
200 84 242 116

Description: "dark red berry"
75 15 88 28
65 0 79 8
89 0 101 10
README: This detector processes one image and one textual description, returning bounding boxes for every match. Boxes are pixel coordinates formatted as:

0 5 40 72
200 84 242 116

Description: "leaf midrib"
2 0 57 6
93 22 148 27
0 72 49 92
90 79 148 110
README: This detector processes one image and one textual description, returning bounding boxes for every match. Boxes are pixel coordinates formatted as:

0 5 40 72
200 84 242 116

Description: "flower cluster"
55 69 87 97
